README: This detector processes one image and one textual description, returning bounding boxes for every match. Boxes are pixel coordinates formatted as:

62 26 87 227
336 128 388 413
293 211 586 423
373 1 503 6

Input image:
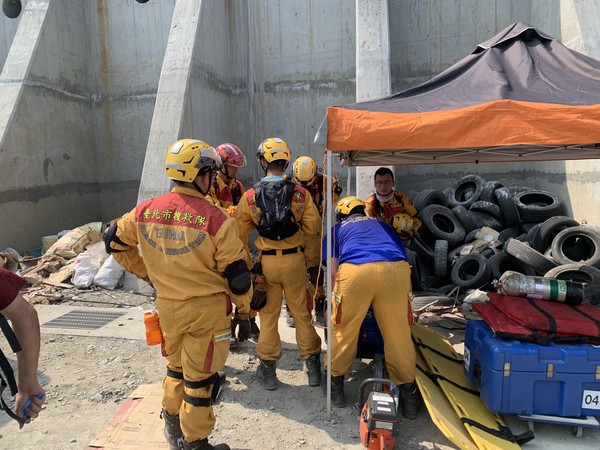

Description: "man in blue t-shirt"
322 196 420 419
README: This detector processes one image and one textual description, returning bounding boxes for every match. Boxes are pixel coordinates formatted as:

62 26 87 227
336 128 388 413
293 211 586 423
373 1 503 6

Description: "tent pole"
347 163 351 195
326 150 333 418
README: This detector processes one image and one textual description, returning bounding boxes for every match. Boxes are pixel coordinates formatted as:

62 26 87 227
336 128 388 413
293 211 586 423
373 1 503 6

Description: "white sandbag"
93 255 125 290
72 241 108 288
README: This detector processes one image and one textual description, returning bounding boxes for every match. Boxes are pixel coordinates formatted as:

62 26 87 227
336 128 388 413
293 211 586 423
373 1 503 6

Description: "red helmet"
215 143 247 168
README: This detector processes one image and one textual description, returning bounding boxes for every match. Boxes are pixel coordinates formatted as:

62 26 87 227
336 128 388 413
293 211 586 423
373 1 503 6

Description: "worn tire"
470 211 503 231
545 263 600 305
469 200 504 222
446 174 486 208
480 181 504 203
489 251 536 280
505 238 557 275
530 216 580 253
550 226 600 267
515 190 564 223
405 248 426 291
497 227 521 244
420 204 466 247
433 240 449 278
450 253 491 289
413 188 448 212
452 205 480 233
494 187 520 227
408 234 434 265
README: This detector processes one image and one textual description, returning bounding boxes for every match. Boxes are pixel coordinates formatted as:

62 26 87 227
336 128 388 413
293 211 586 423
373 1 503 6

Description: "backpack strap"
0 315 20 396
0 314 22 423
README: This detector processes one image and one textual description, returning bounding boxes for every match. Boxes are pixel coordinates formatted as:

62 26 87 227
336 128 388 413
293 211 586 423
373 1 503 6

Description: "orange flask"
144 310 162 346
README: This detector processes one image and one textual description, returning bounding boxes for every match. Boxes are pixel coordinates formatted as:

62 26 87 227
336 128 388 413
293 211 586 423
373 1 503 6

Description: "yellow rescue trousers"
330 260 415 385
258 250 322 360
156 293 231 443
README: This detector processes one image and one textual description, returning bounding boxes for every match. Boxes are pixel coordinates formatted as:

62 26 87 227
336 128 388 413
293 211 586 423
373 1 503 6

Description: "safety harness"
0 314 25 424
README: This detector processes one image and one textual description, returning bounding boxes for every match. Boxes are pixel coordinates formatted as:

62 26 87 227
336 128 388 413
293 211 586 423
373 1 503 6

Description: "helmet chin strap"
220 167 235 183
193 171 214 196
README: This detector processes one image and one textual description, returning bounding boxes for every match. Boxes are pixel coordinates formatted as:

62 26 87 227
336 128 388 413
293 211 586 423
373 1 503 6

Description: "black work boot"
305 353 321 386
399 381 421 420
180 437 230 450
161 409 183 450
249 318 260 339
331 375 347 408
256 359 278 390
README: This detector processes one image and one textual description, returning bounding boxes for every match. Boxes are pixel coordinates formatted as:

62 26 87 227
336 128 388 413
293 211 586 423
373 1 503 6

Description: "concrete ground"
32 304 600 449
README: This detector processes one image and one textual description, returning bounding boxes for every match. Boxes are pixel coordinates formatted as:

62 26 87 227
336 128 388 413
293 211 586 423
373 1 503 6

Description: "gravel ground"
0 288 598 449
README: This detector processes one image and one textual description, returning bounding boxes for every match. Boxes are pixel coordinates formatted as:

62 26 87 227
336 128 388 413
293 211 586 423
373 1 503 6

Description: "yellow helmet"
335 196 366 222
392 213 415 233
165 139 222 182
257 137 291 163
293 156 317 183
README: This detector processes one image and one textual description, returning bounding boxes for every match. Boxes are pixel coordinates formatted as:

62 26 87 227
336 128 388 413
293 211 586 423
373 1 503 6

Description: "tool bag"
474 293 600 344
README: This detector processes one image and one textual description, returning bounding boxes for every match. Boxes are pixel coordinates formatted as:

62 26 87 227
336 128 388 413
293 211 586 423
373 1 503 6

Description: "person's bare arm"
1 295 45 428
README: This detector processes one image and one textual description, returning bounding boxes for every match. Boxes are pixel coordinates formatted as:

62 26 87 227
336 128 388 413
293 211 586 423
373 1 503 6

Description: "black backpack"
254 179 300 241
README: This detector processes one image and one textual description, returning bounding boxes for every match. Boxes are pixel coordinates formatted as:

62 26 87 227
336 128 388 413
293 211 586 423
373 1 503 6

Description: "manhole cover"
42 310 126 330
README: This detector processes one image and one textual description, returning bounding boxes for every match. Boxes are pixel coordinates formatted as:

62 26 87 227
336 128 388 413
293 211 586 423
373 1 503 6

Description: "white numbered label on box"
463 347 471 371
582 390 600 410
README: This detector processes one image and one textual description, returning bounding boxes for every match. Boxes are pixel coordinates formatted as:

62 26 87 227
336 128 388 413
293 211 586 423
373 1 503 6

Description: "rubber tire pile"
405 174 600 305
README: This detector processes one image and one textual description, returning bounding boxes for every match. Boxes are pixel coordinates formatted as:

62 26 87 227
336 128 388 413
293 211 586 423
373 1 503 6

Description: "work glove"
250 262 267 310
308 266 324 287
233 311 251 342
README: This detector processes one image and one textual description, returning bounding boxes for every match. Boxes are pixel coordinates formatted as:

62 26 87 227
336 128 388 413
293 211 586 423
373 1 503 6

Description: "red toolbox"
464 319 600 417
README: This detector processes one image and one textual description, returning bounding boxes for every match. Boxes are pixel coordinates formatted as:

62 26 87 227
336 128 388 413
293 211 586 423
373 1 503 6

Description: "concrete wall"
139 0 356 200
0 0 174 252
2 0 600 252
0 3 21 73
88 0 174 217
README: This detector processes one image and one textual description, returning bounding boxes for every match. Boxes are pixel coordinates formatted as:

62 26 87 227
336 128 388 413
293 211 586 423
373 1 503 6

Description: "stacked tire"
406 174 600 304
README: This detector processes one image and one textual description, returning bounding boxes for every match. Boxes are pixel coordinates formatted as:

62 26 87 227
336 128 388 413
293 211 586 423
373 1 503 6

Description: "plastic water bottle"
494 270 584 305
144 310 162 346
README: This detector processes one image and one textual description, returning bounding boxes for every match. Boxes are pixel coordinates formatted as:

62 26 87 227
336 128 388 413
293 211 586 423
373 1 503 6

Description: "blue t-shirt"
323 215 408 265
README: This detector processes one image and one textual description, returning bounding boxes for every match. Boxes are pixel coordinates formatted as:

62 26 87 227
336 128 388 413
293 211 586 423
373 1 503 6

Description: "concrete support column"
355 0 392 199
559 0 600 59
558 0 600 225
137 0 203 202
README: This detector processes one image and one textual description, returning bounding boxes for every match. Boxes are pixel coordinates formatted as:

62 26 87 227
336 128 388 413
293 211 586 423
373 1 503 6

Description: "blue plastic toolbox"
356 306 384 359
463 319 600 417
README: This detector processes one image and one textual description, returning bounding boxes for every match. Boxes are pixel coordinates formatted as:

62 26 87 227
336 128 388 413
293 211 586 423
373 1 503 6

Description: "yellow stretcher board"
412 324 522 450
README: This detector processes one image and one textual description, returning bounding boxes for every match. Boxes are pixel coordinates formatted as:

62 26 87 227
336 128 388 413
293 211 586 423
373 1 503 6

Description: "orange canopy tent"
315 22 600 166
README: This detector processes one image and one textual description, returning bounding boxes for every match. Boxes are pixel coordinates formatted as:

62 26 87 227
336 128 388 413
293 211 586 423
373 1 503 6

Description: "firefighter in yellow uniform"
235 137 323 390
364 167 421 240
324 196 419 419
291 155 342 217
105 139 251 450
211 143 246 215
290 155 342 326
210 143 260 346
